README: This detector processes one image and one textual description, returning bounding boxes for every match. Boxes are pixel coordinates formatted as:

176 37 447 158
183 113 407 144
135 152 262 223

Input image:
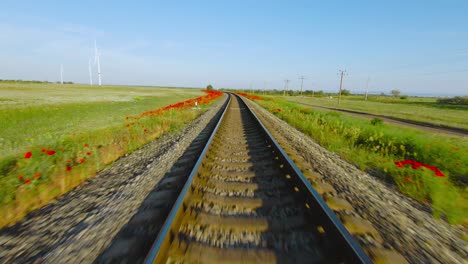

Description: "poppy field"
0 83 223 228
246 94 467 224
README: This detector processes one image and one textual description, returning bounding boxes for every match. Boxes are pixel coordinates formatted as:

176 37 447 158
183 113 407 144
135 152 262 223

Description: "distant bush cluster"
341 89 351 96
0 79 73 84
437 96 468 105
0 79 51 84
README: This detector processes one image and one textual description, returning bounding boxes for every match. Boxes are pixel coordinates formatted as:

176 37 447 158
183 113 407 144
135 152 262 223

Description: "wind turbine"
88 58 93 86
60 64 64 84
94 40 102 86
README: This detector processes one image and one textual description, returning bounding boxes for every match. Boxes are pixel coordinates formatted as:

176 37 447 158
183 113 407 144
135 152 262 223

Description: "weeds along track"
145 94 371 263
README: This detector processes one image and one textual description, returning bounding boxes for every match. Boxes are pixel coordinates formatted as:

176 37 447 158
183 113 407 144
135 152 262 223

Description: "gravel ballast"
0 96 227 264
246 99 467 263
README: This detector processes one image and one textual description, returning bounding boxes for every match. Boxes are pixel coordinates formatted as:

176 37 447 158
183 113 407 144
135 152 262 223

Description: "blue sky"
1 1 467 95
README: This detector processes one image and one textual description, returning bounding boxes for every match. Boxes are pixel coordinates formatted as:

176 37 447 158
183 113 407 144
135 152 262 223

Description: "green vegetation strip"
0 83 220 228
255 98 467 224
284 95 468 131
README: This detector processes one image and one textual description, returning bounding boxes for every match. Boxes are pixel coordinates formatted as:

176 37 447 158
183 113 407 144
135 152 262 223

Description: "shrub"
370 117 384 126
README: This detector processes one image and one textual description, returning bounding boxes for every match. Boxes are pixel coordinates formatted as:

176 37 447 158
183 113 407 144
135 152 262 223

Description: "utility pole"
338 70 346 105
263 81 266 95
299 76 306 97
365 76 370 101
283 79 290 96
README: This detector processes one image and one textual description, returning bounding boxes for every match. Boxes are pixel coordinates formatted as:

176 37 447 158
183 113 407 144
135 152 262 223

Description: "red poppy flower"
66 166 72 171
24 151 32 159
41 148 47 153
424 165 436 171
394 159 445 178
18 175 24 180
402 160 412 165
412 161 422 169
84 144 89 148
435 170 445 177
405 177 411 182
24 179 31 184
86 152 91 156
33 173 41 179
79 158 85 163
47 150 56 155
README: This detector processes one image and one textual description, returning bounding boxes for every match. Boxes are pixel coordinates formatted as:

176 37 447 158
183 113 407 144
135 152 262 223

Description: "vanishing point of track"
145 94 371 263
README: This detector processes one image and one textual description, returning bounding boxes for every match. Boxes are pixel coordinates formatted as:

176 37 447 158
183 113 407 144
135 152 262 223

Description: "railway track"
144 94 372 263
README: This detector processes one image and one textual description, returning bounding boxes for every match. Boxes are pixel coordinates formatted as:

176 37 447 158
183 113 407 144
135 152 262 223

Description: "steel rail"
239 94 372 263
144 94 232 263
145 93 372 263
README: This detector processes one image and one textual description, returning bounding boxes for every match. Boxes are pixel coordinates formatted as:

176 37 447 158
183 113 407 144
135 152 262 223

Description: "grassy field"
251 95 467 224
0 83 222 228
284 95 468 130
0 83 204 158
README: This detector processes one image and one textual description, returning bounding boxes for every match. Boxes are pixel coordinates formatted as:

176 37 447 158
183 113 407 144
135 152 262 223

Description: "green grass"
255 97 467 224
0 83 203 158
0 83 221 228
283 95 468 130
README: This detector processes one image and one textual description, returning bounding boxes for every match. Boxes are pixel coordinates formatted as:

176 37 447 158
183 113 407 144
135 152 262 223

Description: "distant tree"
206 84 213 90
391 89 401 97
341 89 351 96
